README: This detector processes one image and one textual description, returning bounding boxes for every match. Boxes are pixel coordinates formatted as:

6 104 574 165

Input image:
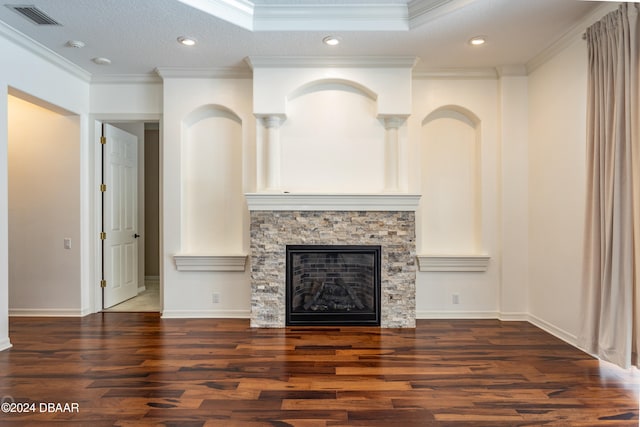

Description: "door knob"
134 233 141 238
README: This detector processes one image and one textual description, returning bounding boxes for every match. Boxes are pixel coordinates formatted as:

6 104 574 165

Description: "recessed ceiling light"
92 57 111 65
323 36 341 46
177 36 197 46
66 40 85 48
469 36 487 46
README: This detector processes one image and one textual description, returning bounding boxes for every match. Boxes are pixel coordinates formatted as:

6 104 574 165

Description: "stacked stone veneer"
250 210 416 328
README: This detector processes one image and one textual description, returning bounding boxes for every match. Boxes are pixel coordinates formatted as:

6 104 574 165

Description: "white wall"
0 24 90 348
499 72 529 319
528 38 588 342
161 77 253 317
8 95 81 314
279 85 386 193
411 77 501 318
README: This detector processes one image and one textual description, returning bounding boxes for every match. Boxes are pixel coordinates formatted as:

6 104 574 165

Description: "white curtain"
579 3 639 369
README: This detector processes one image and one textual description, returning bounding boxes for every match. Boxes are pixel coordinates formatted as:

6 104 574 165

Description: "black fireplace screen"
286 245 381 326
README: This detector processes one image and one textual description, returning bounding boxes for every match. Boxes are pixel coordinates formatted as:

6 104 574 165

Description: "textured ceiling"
0 0 606 77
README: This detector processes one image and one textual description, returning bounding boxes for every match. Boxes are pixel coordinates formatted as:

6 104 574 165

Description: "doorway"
100 121 160 312
7 91 81 315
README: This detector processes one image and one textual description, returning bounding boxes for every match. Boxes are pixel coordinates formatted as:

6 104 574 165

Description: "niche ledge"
174 254 247 272
417 254 490 272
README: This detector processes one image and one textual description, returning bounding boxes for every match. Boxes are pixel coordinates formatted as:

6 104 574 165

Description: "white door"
103 124 139 308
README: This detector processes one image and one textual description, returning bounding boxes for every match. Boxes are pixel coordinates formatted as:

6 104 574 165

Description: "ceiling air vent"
6 4 61 25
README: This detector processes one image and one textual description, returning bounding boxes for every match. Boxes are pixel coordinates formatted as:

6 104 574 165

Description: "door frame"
90 114 162 314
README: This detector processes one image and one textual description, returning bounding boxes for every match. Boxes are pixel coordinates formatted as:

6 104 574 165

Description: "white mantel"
245 193 421 211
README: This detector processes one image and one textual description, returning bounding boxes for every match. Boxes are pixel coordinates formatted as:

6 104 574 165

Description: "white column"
381 116 407 192
260 115 285 192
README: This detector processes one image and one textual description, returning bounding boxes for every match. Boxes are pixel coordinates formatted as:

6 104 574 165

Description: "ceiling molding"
155 66 252 79
526 2 619 74
252 3 409 31
246 56 418 69
177 0 255 30
0 20 91 83
178 0 476 32
91 74 163 84
408 0 477 29
412 67 497 79
496 65 527 77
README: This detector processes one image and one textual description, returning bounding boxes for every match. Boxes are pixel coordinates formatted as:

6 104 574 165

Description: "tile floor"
105 278 160 312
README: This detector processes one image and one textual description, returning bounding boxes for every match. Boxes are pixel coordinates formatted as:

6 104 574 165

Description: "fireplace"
246 193 420 328
286 245 381 326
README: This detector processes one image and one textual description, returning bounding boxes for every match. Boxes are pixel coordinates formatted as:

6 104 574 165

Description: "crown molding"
496 65 527 77
155 66 252 79
526 2 619 74
179 0 474 32
177 0 255 30
412 67 497 79
91 74 163 84
253 3 409 31
246 56 418 69
408 0 477 29
0 20 91 83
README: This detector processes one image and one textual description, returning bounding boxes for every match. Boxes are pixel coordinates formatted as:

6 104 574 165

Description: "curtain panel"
579 3 639 369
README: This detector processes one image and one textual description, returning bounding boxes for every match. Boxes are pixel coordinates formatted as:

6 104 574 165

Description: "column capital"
378 114 409 129
256 114 287 129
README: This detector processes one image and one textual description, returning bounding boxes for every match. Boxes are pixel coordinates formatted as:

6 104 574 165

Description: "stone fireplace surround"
246 193 420 328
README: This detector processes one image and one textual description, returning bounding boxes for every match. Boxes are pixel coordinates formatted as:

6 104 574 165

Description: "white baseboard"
498 312 530 321
9 308 87 317
0 337 12 351
416 310 500 319
527 313 578 347
161 309 250 319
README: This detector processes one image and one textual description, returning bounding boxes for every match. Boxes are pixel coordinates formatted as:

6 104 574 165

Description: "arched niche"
279 79 385 193
180 104 244 254
418 105 482 255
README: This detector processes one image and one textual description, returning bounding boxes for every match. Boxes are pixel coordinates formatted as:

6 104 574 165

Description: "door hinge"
100 232 107 240
100 136 106 145
100 280 107 288
100 184 107 192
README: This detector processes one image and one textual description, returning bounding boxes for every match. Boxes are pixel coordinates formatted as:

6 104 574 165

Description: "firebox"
286 245 381 326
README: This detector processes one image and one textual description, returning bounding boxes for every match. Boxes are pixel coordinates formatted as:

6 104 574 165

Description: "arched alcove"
279 80 385 193
418 105 482 256
181 105 243 254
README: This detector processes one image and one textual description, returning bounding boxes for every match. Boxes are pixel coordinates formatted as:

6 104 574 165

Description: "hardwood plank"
0 314 638 426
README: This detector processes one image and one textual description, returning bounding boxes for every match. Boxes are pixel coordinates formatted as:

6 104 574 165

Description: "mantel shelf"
245 193 421 211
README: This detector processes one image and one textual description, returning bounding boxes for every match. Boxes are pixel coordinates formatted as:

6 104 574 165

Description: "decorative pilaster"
380 115 408 192
257 114 286 191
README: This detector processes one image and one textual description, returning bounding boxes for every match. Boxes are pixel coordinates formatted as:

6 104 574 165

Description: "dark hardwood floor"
0 314 638 426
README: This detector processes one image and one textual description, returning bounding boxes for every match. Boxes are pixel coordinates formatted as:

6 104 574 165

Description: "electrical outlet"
212 292 220 304
64 238 72 249
452 293 460 305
